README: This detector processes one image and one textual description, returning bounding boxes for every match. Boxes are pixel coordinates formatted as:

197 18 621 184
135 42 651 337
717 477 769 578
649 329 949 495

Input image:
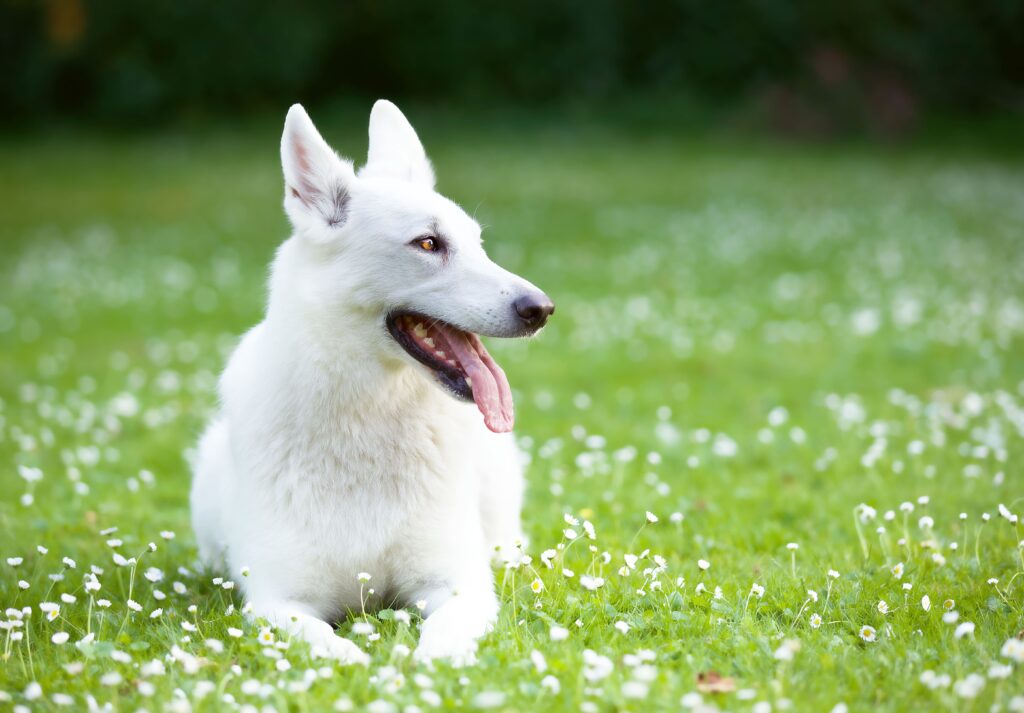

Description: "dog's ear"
281 104 356 236
360 100 435 189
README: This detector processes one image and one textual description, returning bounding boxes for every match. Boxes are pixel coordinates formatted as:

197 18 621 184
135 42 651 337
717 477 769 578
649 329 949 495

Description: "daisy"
877 600 889 615
809 613 822 629
531 578 544 594
859 625 877 642
549 625 569 641
954 622 975 639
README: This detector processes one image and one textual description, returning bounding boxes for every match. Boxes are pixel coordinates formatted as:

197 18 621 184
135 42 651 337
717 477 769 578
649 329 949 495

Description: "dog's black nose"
514 292 555 330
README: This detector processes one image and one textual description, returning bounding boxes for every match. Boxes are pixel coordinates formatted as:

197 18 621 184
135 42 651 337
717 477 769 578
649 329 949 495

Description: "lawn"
1 111 1023 712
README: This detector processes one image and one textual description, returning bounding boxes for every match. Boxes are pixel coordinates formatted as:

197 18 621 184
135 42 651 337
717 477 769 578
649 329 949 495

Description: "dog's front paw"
414 630 478 667
310 634 370 666
414 608 485 667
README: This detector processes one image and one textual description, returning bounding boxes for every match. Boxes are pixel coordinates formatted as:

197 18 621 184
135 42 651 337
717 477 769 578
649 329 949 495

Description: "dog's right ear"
281 104 357 238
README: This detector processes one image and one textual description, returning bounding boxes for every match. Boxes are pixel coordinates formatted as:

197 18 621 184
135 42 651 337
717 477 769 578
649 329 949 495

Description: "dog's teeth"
465 377 472 388
413 323 427 338
423 337 435 348
436 351 446 359
447 359 457 367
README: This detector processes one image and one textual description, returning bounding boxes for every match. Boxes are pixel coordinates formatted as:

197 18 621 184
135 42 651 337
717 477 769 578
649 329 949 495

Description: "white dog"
190 100 554 665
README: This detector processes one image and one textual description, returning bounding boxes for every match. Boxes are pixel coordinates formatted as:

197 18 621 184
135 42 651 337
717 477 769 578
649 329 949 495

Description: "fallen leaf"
696 671 736 694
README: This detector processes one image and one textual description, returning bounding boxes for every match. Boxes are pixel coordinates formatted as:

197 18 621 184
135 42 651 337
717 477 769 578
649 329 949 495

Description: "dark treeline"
2 0 1022 129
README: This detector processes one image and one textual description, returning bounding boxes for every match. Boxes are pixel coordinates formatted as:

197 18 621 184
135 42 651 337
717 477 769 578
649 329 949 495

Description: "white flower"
954 622 975 639
622 681 649 699
144 567 163 583
750 583 765 598
645 511 658 524
60 593 76 604
540 549 557 568
100 672 123 686
356 572 372 583
828 569 840 579
62 557 76 569
921 595 931 611
540 675 560 694
580 575 605 591
6 557 24 567
141 659 166 677
51 631 70 644
899 502 914 513
773 638 801 661
856 504 877 522
582 649 614 682
891 562 904 579
670 512 684 524
149 608 163 619
227 627 243 638
530 649 547 672
24 682 42 700
786 542 799 551
127 599 142 612
859 625 876 642
877 600 889 615
531 578 544 593
1002 638 1024 663
953 673 985 699
989 664 1012 679
352 621 374 636
697 559 710 571
614 621 630 634
563 528 578 540
943 611 959 624
809 613 822 629
807 590 818 602
549 625 569 641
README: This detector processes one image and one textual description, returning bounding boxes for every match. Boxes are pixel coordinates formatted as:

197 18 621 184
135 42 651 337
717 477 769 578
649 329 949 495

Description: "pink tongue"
440 327 514 433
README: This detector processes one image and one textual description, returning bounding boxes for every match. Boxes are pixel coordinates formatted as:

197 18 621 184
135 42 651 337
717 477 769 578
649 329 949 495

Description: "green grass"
2 112 1024 712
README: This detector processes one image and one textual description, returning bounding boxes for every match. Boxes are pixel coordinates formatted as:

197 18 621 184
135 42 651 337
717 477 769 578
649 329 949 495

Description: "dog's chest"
242 397 474 606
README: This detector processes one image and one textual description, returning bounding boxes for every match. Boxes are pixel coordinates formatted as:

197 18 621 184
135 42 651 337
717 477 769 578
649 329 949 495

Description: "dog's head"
278 101 553 433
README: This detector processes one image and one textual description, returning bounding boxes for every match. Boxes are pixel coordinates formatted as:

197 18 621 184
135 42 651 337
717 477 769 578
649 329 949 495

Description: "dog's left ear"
360 100 435 189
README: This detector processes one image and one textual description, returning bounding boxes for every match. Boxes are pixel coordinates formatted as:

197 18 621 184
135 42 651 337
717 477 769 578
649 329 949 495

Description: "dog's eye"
415 237 438 252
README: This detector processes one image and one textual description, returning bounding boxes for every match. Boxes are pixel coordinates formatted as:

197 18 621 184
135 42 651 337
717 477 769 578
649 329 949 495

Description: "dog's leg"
412 570 499 666
248 599 369 665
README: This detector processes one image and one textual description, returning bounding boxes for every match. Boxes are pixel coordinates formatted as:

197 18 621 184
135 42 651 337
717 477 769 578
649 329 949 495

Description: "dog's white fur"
190 101 548 664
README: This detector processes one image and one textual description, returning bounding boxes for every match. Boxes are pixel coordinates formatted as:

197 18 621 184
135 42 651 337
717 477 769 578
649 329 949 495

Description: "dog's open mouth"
386 312 514 433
